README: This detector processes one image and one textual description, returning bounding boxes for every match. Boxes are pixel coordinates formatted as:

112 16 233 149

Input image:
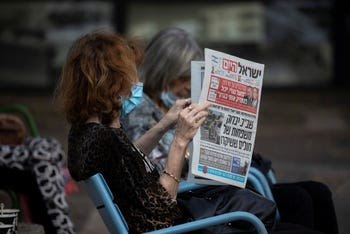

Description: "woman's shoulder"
69 122 131 152
68 123 117 157
68 123 121 180
70 122 113 140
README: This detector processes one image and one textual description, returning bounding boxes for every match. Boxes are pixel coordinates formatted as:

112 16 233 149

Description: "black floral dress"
68 123 182 233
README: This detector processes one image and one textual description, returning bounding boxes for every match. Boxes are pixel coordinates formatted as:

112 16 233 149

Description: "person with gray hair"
140 27 202 107
122 27 203 173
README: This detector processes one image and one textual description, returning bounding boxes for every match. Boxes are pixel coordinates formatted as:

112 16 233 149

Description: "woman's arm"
159 102 210 198
133 98 190 155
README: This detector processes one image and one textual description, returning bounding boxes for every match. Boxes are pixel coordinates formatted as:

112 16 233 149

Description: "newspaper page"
187 61 224 185
191 48 264 188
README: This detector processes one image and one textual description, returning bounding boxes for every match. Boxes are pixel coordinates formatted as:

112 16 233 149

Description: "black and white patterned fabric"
0 137 75 234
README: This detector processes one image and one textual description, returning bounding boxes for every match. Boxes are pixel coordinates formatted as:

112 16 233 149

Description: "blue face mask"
121 82 143 117
160 91 179 108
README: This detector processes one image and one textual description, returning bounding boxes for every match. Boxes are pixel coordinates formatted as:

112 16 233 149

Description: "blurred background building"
0 0 349 233
0 0 348 91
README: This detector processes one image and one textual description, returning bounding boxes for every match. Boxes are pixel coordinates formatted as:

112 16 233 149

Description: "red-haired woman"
56 31 210 233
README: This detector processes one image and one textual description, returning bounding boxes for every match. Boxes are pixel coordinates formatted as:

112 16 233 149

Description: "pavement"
1 88 349 234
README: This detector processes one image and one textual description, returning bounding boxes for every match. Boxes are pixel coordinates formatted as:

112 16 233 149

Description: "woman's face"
168 76 191 98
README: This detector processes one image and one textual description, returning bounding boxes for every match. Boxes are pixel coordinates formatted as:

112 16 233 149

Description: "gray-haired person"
122 27 203 173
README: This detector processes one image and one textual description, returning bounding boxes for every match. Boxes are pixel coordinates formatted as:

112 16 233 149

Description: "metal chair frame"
84 173 268 234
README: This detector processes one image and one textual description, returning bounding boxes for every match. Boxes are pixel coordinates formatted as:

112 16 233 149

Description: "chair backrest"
84 173 128 234
249 167 275 201
249 167 280 222
267 169 277 184
247 173 266 196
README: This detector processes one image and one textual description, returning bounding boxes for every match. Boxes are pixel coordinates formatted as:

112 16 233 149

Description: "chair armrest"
145 211 267 234
178 181 205 194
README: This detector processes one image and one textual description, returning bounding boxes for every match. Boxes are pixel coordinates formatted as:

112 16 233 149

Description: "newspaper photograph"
190 48 264 188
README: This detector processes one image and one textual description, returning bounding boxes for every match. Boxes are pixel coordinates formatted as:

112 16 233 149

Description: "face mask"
160 91 179 108
121 82 143 117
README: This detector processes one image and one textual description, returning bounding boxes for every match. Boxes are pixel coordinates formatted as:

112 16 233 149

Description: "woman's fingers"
175 102 211 143
164 98 192 127
184 102 211 119
193 110 209 124
186 102 209 110
179 102 210 129
194 113 207 126
175 98 191 109
190 102 210 112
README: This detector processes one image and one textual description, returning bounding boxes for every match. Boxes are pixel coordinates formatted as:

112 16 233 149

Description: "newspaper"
187 61 224 185
188 48 264 188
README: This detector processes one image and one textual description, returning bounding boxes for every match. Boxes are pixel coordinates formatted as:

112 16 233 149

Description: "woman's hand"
160 102 210 198
160 98 192 130
174 102 211 147
134 98 191 155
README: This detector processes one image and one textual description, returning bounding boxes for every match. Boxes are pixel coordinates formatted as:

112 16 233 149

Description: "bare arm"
133 98 191 155
159 102 211 198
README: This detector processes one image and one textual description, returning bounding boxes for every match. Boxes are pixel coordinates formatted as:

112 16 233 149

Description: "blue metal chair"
249 167 275 202
248 167 280 222
177 180 204 194
84 173 268 234
267 169 277 185
179 173 267 197
247 173 266 197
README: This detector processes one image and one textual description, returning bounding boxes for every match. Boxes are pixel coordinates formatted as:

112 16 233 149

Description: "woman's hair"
56 31 142 126
139 27 203 98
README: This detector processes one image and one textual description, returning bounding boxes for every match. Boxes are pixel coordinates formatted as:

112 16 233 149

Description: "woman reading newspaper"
56 30 278 233
122 27 338 234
